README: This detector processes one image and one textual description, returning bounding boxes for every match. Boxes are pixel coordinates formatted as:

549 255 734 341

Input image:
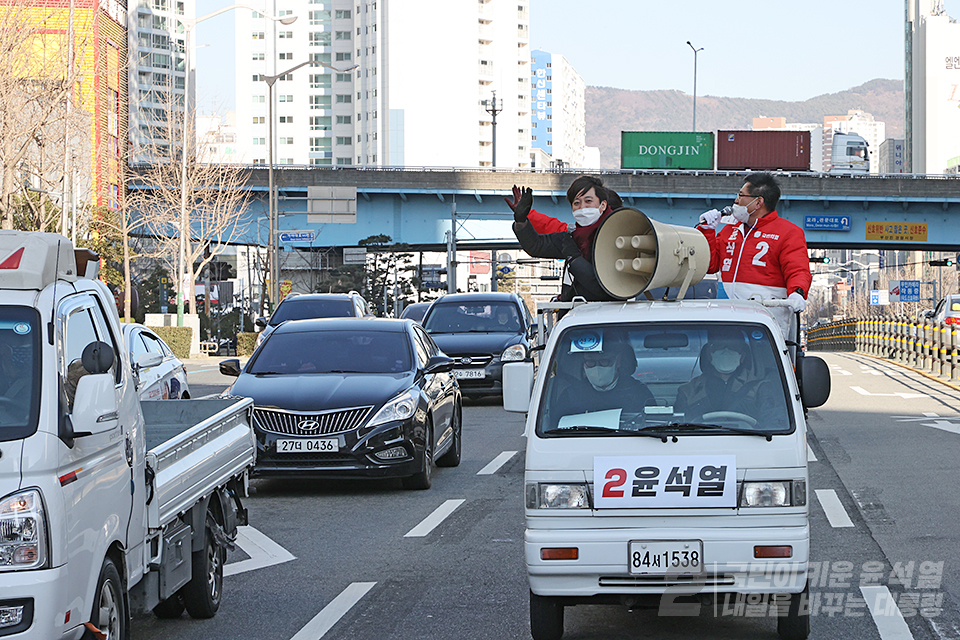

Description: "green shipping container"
620 131 715 170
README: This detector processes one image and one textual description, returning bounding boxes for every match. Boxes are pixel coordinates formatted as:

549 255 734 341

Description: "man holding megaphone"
696 172 812 338
507 175 619 302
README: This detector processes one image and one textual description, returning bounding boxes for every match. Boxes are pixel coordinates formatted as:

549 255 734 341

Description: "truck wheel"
402 421 433 490
182 512 225 619
530 591 563 640
152 594 184 619
436 407 461 468
91 557 128 640
777 581 810 640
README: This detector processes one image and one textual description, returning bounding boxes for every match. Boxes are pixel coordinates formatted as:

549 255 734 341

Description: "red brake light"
0 247 24 269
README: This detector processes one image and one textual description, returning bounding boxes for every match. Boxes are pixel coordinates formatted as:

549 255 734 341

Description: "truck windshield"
536 322 794 437
0 307 42 441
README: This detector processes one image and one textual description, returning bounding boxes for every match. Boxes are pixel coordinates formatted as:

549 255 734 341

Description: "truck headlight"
526 483 590 509
740 480 805 507
0 489 47 571
501 344 527 362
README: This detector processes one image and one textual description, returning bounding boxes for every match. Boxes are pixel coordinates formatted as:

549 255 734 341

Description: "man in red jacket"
696 173 811 338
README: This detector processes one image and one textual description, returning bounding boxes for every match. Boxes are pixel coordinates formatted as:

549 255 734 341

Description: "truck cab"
830 132 870 174
505 299 830 640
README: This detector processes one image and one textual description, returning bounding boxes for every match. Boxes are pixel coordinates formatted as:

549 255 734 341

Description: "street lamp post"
484 90 503 167
686 41 703 132
175 5 296 327
261 60 357 312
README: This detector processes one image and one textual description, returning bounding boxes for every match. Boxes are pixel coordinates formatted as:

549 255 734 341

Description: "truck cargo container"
621 131 715 170
716 130 811 171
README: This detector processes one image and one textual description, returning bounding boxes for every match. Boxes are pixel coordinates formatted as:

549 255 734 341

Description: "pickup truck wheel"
436 406 461 468
182 513 225 619
401 421 433 490
92 557 128 640
152 594 184 619
529 591 563 640
777 581 810 640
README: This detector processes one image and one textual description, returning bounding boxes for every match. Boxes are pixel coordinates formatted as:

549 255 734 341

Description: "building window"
279 52 293 60
310 137 332 151
336 94 351 103
336 157 351 165
310 9 331 24
152 53 170 69
252 53 265 61
252 74 259 81
357 91 361 100
253 138 265 145
335 30 351 40
356 134 361 142
310 74 331 88
310 158 332 165
278 31 293 39
311 116 331 130
279 116 293 123
252 32 264 39
310 95 332 109
335 73 351 82
335 52 351 61
335 9 351 18
336 136 351 145
310 31 331 46
253 95 265 103
279 95 293 102
336 115 351 124
280 137 293 145
253 116 265 124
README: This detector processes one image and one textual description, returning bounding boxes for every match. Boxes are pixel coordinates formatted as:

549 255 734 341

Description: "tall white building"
906 0 960 174
128 0 196 164
234 0 532 168
197 112 239 163
530 50 586 168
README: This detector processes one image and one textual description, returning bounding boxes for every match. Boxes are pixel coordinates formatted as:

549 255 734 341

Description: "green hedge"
149 326 193 360
237 332 259 357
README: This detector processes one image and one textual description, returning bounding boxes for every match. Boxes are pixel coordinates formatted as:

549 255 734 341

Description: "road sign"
804 215 850 231
278 230 315 243
342 247 367 264
497 265 514 276
870 290 889 305
899 280 920 302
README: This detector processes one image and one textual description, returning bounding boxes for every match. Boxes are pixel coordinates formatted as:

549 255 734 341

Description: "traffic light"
929 259 955 267
809 256 831 263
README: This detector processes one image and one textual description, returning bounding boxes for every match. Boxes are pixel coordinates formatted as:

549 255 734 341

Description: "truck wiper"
543 425 675 440
658 423 773 441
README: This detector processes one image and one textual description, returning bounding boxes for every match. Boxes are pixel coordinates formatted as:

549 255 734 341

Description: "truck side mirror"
503 361 535 413
799 355 831 408
70 373 119 437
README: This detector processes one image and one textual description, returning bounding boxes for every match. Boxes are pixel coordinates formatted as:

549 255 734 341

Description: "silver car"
122 323 191 400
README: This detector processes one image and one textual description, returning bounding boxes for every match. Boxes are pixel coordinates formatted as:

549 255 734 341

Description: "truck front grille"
254 406 373 436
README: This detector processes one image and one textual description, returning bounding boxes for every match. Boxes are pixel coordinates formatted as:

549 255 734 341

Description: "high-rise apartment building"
128 0 195 165
530 50 586 168
906 0 960 174
234 0 532 168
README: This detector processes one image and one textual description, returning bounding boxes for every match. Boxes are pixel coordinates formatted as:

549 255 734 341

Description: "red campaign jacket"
527 209 569 235
698 211 812 301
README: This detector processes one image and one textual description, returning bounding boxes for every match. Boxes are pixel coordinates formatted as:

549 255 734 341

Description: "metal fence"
806 317 960 382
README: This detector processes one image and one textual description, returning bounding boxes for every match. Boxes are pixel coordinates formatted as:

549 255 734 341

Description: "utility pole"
686 41 703 131
484 90 503 167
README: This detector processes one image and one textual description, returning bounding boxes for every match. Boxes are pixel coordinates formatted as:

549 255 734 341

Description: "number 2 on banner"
603 468 627 497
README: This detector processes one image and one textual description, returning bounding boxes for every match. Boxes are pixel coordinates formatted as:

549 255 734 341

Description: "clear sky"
194 0 959 115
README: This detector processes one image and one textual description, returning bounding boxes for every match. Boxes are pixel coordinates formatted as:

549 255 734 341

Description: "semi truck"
0 231 256 639
621 130 870 174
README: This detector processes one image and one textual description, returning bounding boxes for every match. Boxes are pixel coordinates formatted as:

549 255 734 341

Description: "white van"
505 299 830 640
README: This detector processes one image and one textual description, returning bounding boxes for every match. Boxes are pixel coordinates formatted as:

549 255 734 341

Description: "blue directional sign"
804 215 851 231
899 280 920 302
279 230 315 243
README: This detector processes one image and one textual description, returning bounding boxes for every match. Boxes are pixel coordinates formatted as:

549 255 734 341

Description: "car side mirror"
255 317 268 329
220 358 242 377
423 355 454 374
799 355 831 408
135 352 163 371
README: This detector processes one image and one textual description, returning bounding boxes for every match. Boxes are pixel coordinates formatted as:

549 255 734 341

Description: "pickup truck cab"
505 298 830 640
0 231 256 639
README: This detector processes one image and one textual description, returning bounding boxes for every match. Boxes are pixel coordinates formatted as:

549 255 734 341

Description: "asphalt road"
129 353 960 640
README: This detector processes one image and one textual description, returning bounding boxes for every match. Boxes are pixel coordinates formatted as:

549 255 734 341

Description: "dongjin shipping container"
716 130 811 171
621 131 715 170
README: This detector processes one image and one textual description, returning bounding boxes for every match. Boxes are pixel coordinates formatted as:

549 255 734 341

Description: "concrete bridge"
127 166 960 251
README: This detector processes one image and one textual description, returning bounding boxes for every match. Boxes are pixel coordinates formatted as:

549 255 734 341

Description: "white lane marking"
289 582 377 640
850 386 928 399
187 366 222 374
815 489 854 528
923 412 940 417
921 420 960 434
829 364 852 376
861 585 915 640
404 499 465 538
225 525 296 576
478 450 517 475
806 445 817 462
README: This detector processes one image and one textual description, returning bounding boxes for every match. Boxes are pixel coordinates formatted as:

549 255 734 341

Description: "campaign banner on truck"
594 455 737 508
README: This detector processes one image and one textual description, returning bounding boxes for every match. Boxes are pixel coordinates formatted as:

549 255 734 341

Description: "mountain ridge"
585 78 904 168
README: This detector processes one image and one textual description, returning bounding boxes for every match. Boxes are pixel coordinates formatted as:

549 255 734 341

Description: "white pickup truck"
0 231 256 639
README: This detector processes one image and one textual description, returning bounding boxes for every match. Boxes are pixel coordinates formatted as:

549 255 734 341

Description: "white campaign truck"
0 232 256 639
829 131 870 174
505 299 831 640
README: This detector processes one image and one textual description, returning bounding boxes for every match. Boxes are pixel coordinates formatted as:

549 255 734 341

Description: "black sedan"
420 292 536 397
220 318 462 489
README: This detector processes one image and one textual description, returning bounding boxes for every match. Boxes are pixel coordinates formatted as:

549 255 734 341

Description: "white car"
122 323 191 400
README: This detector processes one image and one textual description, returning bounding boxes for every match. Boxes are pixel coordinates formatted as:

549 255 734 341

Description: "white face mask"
730 196 758 224
710 348 742 374
584 363 617 389
573 207 602 227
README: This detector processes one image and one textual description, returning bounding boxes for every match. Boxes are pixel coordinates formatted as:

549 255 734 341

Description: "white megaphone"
591 207 710 300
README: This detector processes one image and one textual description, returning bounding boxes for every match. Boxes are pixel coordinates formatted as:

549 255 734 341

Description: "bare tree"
127 88 252 318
